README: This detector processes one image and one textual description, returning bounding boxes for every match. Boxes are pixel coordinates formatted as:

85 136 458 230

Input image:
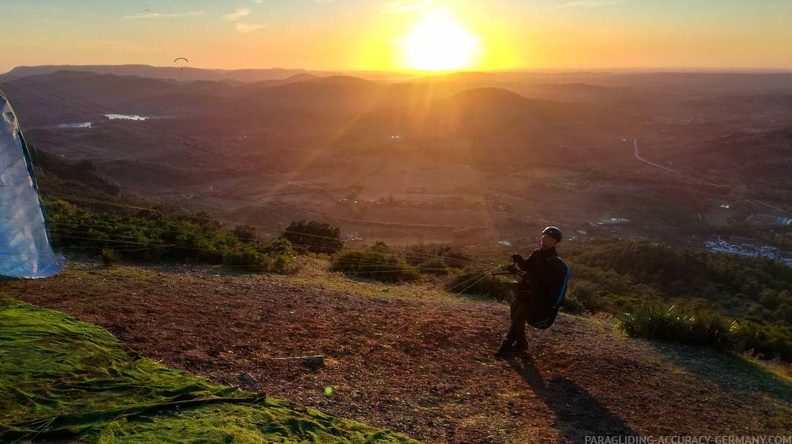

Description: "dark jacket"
513 247 567 323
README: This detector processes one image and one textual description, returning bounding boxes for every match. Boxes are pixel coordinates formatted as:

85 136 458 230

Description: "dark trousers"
505 296 531 345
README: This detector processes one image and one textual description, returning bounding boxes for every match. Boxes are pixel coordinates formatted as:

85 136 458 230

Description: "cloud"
220 8 262 34
549 0 625 9
235 23 266 34
380 1 432 14
122 11 206 19
223 8 251 20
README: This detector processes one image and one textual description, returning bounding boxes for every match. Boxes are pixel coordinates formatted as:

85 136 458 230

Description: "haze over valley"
2 66 791 259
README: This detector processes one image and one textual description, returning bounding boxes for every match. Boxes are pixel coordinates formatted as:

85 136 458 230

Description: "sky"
1 0 791 74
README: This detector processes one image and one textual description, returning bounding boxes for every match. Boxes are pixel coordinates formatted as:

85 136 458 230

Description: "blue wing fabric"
0 91 65 278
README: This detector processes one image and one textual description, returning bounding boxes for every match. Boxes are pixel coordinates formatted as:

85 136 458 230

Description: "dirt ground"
4 260 791 443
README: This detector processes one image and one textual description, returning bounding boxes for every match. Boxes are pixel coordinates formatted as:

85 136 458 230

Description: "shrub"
261 237 295 256
369 241 390 254
281 220 343 255
330 250 420 283
265 237 299 274
565 280 600 312
561 294 587 315
566 239 792 304
223 246 270 273
446 269 513 301
417 258 450 276
233 225 261 245
47 199 288 268
732 320 792 361
620 303 737 351
775 303 792 323
100 248 120 266
404 244 472 269
272 253 298 274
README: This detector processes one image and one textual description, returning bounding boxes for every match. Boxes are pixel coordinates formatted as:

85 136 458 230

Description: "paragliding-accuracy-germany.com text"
585 436 792 444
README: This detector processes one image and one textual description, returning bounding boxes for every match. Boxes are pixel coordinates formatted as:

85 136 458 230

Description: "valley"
1 67 790 254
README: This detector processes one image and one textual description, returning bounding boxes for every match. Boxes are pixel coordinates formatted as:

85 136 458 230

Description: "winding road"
633 137 677 173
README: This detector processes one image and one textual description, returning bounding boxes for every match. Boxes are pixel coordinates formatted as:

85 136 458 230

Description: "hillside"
3 259 790 443
0 299 412 443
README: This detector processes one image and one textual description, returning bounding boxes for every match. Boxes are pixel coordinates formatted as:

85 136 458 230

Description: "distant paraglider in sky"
174 57 188 71
0 91 65 278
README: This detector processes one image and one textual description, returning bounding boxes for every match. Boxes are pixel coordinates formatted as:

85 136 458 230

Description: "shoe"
494 340 516 357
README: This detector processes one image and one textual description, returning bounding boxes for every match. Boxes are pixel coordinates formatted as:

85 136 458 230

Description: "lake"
105 114 150 121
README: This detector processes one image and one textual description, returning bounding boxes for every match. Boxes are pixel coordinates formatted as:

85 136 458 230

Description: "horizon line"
3 64 792 76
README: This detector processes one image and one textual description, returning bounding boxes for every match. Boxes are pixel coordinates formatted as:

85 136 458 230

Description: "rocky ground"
4 259 791 443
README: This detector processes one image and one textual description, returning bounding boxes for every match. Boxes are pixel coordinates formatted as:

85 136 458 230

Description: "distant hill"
682 94 792 121
238 75 383 111
334 85 634 170
0 64 330 83
1 71 187 123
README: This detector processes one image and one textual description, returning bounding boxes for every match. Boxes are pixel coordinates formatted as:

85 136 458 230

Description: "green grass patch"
620 302 792 361
0 298 417 443
620 303 737 350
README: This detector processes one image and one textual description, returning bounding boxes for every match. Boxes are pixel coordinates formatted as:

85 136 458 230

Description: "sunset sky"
1 0 790 74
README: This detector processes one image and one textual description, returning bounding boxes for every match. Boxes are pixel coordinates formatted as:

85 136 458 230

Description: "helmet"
542 226 562 242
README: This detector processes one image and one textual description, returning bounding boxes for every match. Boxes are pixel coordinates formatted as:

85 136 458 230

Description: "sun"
399 9 481 72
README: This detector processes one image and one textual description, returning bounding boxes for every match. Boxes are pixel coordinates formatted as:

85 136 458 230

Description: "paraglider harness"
492 258 570 330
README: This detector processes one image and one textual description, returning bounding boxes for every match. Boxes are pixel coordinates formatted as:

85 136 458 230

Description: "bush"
233 225 261 245
417 258 450 276
446 269 513 301
100 248 120 266
264 237 299 274
369 241 390 254
281 220 343 255
223 238 299 274
561 294 587 315
565 280 601 312
48 199 302 272
404 244 472 269
223 246 270 273
261 237 295 256
620 303 737 351
732 320 792 361
330 250 420 283
566 239 792 304
49 200 238 264
272 253 299 275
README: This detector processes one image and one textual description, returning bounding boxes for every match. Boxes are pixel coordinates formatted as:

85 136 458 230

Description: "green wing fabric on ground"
0 299 417 443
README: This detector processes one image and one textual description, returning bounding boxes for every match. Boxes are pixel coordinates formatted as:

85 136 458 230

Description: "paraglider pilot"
496 226 567 356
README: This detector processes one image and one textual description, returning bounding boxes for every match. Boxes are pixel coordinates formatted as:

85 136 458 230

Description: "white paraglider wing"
0 91 65 278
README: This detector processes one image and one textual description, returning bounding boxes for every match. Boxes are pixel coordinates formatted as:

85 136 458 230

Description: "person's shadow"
504 352 642 443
